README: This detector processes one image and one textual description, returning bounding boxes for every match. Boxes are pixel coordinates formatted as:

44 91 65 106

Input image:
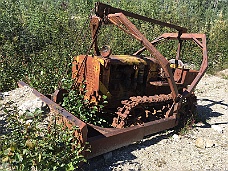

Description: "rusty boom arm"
90 2 208 104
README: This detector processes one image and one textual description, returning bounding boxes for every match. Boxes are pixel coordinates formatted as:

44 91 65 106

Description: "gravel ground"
84 71 228 171
0 86 52 135
0 71 227 170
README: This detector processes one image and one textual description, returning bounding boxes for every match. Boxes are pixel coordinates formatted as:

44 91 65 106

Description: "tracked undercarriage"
112 93 197 128
113 94 173 128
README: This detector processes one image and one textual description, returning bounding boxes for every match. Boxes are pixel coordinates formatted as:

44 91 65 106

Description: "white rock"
195 137 216 148
211 125 223 133
172 134 180 141
195 137 205 148
3 92 9 96
205 139 216 148
18 97 46 115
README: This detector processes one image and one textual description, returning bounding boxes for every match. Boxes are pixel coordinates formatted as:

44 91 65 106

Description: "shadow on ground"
195 98 227 128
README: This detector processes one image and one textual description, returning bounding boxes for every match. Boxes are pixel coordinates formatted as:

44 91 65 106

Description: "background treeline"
0 0 227 93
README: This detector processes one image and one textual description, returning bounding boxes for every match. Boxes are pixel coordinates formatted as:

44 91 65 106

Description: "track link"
112 94 174 128
112 93 197 128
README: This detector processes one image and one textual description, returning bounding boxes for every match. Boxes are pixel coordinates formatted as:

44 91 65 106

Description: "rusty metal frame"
91 2 208 102
17 81 178 158
90 5 181 102
87 115 177 158
94 2 187 33
132 33 208 99
153 33 208 99
90 2 188 101
107 13 179 101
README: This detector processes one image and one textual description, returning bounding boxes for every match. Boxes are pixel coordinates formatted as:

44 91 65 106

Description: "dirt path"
85 72 228 171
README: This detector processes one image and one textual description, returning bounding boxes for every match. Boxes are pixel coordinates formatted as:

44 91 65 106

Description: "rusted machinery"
71 2 208 129
21 2 208 158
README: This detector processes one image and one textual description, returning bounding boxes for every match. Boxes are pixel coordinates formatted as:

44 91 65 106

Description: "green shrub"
61 79 108 127
0 107 87 170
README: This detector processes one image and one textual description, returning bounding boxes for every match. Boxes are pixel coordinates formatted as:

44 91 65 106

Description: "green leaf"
67 162 75 171
4 148 11 156
16 153 23 162
2 156 9 163
25 112 34 118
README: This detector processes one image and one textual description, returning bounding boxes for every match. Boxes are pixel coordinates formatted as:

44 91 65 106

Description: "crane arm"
95 2 187 33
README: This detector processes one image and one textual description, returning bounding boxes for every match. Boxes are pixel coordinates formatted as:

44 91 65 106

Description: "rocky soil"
0 71 227 170
84 71 228 171
0 86 52 135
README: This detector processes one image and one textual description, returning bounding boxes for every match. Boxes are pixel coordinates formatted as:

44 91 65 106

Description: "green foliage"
208 12 228 72
178 118 195 135
0 0 227 167
0 107 87 170
221 74 228 80
61 79 108 126
0 0 90 93
0 0 227 93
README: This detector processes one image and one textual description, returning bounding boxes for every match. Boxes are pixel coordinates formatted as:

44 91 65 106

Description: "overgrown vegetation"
0 0 227 92
0 107 87 170
61 79 108 126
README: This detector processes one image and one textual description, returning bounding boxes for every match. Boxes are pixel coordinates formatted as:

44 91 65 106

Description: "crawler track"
112 93 197 128
112 94 174 128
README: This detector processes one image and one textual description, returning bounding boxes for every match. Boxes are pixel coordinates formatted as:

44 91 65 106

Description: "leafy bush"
0 0 91 93
0 0 227 168
61 79 108 126
0 107 87 170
